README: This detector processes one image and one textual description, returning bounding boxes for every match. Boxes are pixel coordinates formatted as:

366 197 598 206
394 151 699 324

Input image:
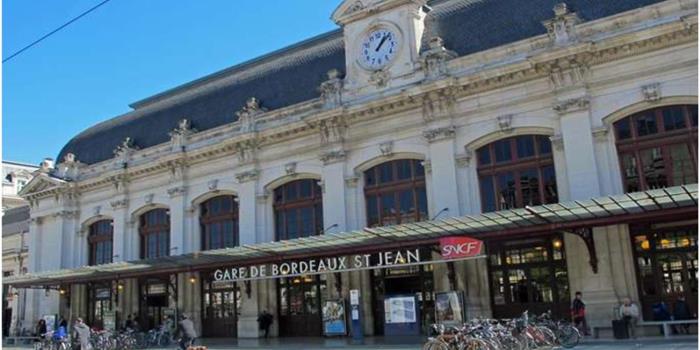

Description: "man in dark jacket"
257 310 273 338
673 295 692 334
71 318 91 350
176 314 197 350
571 291 590 336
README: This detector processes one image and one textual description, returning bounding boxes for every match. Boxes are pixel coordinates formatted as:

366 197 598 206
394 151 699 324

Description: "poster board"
322 299 347 336
42 314 56 333
102 310 116 331
435 291 465 325
383 294 420 336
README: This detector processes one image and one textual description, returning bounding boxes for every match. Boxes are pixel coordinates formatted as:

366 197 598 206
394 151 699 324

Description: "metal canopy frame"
6 184 697 288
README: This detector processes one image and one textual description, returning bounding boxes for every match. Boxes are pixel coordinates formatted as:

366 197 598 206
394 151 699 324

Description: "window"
364 159 428 227
614 105 697 192
200 196 239 250
477 135 557 212
88 219 113 265
139 209 170 259
631 226 698 319
274 179 323 241
3 271 13 277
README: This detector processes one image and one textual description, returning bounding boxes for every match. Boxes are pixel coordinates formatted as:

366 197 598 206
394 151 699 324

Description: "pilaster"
321 159 348 232
110 197 129 263
167 185 187 256
424 127 460 219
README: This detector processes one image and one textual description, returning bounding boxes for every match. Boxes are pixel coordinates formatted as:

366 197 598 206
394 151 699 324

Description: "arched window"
274 179 323 241
364 159 428 227
200 195 239 250
139 208 170 259
88 219 113 265
614 104 697 192
477 135 557 212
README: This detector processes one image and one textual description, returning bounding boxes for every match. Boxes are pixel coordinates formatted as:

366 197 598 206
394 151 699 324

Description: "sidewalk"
3 335 697 350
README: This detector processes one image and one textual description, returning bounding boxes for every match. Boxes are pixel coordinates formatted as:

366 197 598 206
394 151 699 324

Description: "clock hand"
375 34 389 52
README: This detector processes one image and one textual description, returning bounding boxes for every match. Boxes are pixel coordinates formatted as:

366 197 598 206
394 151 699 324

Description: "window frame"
363 159 428 227
614 105 698 192
273 179 323 241
88 219 114 266
200 195 239 250
139 208 170 259
476 135 557 212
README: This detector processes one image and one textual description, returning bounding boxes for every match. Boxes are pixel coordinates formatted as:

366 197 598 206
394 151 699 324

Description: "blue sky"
3 0 340 165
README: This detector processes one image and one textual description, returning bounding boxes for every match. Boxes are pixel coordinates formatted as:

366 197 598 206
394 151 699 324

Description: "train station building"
5 0 698 339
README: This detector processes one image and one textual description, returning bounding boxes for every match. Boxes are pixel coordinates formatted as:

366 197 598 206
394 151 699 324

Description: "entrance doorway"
277 275 326 336
139 278 172 331
487 235 570 319
87 284 112 330
201 277 239 337
371 258 435 335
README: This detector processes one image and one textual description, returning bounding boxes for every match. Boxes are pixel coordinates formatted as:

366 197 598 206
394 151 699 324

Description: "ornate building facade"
8 0 698 338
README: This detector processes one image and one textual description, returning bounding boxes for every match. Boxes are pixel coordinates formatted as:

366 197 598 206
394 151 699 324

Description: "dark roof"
58 0 664 165
2 206 30 227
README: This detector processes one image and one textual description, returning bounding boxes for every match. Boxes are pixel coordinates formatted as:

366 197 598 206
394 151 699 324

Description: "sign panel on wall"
439 236 483 260
435 291 465 325
384 296 417 324
322 299 347 336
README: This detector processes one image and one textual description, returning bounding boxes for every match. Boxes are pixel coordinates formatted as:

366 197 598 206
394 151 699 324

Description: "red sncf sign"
439 236 483 259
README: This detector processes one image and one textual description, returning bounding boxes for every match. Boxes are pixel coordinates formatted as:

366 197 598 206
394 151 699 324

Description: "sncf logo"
439 236 483 259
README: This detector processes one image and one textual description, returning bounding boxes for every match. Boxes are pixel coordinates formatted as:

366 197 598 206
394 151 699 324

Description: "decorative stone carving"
419 37 457 80
369 69 390 88
421 89 456 122
167 186 186 198
113 137 138 165
342 0 364 17
110 198 128 210
592 126 610 142
55 153 83 180
284 162 297 176
235 170 260 183
320 150 346 165
549 134 564 151
167 159 188 183
53 210 79 219
421 160 432 174
109 173 130 194
497 115 514 133
144 193 155 205
235 97 267 133
423 126 456 143
38 158 54 173
538 56 590 89
319 116 347 146
93 205 101 216
344 176 359 188
256 191 269 203
542 3 581 46
235 139 259 164
207 179 219 191
169 119 197 152
553 96 590 115
379 141 393 157
641 82 661 102
319 69 344 108
455 152 472 167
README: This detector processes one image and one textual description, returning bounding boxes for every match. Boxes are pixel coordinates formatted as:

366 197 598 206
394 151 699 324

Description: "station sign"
439 236 483 259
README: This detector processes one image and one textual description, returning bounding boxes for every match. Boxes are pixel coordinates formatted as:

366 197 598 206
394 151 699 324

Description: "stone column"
424 126 460 219
321 157 348 232
167 186 187 257
235 169 261 337
110 198 129 263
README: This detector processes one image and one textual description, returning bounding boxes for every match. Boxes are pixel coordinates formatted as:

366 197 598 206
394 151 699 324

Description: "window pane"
508 269 528 303
542 166 558 204
223 220 235 248
477 147 491 165
315 205 323 234
366 195 378 227
380 194 396 225
379 162 394 183
221 197 232 213
416 188 428 221
494 139 512 163
689 106 698 126
519 168 541 206
555 267 569 302
492 270 506 305
275 211 285 240
538 136 552 155
414 160 426 178
621 153 640 192
530 267 553 303
396 160 412 180
479 176 496 212
147 235 157 258
300 207 314 237
639 147 667 189
399 190 415 222
274 188 284 203
516 136 535 159
159 231 169 257
299 180 312 198
365 168 376 186
615 118 632 140
635 112 658 137
286 210 298 239
497 172 516 210
637 256 656 296
663 106 686 131
286 183 298 201
668 143 696 186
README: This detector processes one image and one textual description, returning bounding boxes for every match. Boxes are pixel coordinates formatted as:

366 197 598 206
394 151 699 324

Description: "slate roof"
57 0 664 165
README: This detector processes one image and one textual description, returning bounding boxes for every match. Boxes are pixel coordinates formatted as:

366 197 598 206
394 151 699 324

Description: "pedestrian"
71 318 91 350
652 301 671 334
175 314 197 350
619 297 640 339
672 295 692 334
131 314 141 332
124 315 133 331
571 291 590 336
58 316 68 329
35 319 47 339
257 310 273 338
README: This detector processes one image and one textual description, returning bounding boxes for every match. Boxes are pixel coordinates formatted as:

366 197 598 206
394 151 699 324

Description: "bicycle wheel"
422 339 450 350
556 325 581 348
460 338 491 350
537 326 557 346
499 335 525 350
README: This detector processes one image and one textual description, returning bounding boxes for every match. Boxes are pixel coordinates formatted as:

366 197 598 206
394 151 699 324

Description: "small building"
6 0 698 339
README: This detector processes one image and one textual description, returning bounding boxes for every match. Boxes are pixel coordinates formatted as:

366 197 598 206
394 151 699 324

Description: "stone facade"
14 0 698 339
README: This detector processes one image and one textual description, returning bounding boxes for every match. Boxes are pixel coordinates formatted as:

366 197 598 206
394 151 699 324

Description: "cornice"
28 5 697 201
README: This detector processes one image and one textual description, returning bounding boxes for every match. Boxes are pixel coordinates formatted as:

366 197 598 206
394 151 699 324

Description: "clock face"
360 28 399 70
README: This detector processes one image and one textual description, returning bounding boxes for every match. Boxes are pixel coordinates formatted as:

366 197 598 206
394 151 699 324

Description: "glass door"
278 275 325 336
202 279 239 337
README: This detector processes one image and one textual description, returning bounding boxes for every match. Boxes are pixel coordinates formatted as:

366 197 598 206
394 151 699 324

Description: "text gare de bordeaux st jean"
213 236 484 282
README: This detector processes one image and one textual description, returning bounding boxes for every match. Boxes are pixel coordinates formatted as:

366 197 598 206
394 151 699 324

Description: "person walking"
672 296 692 334
71 318 91 350
257 310 273 338
571 291 590 336
175 314 197 350
619 298 640 339
35 319 47 339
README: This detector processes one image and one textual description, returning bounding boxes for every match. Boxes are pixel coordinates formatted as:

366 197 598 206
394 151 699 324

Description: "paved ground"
3 336 697 349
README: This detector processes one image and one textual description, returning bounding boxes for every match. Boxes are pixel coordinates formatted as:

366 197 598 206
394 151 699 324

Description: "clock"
359 28 399 70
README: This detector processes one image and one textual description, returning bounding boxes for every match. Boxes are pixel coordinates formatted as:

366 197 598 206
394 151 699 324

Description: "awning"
6 184 697 288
